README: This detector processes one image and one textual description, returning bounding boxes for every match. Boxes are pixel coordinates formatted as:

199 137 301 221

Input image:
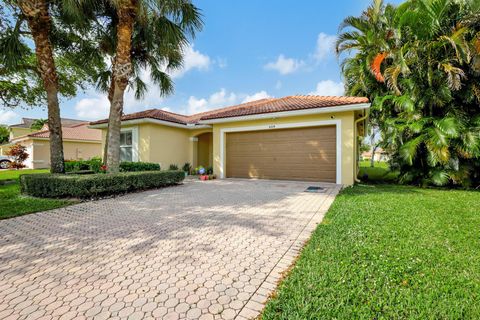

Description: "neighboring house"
7 117 86 140
362 147 389 162
91 95 370 185
7 118 38 140
0 119 102 169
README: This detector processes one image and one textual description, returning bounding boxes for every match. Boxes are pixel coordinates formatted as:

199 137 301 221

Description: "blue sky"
0 0 399 125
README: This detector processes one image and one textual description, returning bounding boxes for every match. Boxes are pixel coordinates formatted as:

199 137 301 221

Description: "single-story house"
361 147 390 162
1 119 102 169
90 95 370 185
6 118 40 140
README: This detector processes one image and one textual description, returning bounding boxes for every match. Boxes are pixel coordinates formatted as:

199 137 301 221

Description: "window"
120 131 133 162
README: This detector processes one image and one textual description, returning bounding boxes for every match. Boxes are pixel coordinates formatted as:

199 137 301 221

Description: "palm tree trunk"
106 2 136 173
371 144 380 168
103 78 116 165
19 0 64 173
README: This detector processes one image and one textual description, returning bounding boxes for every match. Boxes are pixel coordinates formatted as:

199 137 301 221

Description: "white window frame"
219 120 342 184
120 126 139 162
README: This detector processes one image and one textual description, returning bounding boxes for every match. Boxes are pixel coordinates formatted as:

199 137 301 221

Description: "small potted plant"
182 163 191 177
197 166 208 180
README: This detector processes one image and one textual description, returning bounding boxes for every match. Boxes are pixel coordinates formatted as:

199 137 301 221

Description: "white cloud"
275 80 282 90
264 55 305 75
314 32 336 62
242 91 271 103
187 88 237 114
73 43 213 120
0 109 20 125
170 44 211 79
309 80 345 96
74 95 110 120
75 67 168 120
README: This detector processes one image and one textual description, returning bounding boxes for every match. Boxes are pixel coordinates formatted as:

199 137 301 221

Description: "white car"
0 156 12 169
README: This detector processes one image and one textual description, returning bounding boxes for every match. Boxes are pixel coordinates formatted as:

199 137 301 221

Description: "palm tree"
98 0 202 172
13 0 65 173
338 0 480 187
1 0 102 173
83 1 195 164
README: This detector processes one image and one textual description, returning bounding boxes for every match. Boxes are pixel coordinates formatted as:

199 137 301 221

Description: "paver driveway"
0 179 340 320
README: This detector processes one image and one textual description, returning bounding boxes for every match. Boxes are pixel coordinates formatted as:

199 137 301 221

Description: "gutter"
354 109 369 183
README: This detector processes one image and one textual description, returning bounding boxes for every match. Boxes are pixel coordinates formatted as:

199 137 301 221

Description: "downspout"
354 109 369 183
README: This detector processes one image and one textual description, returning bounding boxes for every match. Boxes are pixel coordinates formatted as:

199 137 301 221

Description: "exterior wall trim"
219 119 342 184
201 103 370 124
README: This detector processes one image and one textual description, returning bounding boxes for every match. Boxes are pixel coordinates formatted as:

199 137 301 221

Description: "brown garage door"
226 125 336 182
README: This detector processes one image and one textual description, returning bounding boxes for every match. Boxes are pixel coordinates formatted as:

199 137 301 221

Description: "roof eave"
198 103 371 124
89 118 212 130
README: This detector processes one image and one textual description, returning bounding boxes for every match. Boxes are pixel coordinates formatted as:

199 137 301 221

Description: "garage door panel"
226 126 336 182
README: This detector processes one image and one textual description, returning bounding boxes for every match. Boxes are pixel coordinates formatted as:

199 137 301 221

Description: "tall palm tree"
1 0 104 173
15 0 65 173
100 0 202 172
82 0 193 165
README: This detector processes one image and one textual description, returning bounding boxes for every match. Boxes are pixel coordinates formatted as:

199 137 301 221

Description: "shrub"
65 160 161 173
20 170 184 199
119 162 160 172
182 162 191 173
6 143 29 169
65 159 102 173
169 164 179 170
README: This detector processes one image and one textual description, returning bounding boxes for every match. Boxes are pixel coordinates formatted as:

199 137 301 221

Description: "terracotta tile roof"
21 123 101 141
198 95 369 120
90 95 369 126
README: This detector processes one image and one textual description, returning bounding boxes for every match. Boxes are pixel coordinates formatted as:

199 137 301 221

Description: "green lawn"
358 160 398 183
262 184 480 319
0 169 75 219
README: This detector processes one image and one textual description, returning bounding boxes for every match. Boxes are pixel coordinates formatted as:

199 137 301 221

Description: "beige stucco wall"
102 110 362 185
99 124 213 170
28 139 102 169
9 127 35 139
211 111 357 185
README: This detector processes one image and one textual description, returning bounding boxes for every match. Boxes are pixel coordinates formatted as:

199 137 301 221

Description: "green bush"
20 171 184 199
65 159 102 173
65 160 161 173
169 164 179 170
119 162 160 172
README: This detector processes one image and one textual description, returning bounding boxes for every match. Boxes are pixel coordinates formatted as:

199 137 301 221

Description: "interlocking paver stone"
0 179 339 319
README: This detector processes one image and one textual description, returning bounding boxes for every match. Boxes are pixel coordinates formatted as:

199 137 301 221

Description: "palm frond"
399 136 424 165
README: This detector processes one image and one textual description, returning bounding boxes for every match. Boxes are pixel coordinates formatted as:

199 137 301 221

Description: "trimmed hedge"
65 159 102 173
64 160 161 173
119 162 160 172
20 171 184 199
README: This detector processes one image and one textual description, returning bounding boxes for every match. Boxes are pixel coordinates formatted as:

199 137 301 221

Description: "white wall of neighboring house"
24 142 34 169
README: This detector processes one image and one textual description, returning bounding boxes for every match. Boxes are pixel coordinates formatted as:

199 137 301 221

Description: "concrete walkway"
0 179 340 320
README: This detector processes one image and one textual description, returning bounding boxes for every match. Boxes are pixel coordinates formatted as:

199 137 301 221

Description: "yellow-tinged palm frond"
438 26 471 64
384 65 402 95
440 63 466 90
